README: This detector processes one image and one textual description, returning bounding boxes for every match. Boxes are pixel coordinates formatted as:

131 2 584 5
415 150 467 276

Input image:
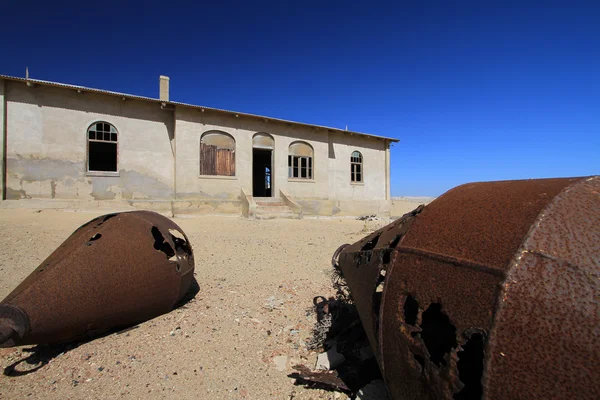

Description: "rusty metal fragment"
289 364 350 392
335 176 600 400
0 211 195 347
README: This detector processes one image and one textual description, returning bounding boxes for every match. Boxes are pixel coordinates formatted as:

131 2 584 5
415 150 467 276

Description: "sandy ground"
0 202 423 399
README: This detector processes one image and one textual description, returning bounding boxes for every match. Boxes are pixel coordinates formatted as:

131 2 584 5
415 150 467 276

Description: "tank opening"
454 333 485 400
403 295 419 326
361 232 381 251
420 303 457 366
151 227 175 259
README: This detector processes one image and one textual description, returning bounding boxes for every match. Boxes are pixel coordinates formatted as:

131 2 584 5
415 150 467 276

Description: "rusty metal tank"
0 210 195 347
334 176 600 400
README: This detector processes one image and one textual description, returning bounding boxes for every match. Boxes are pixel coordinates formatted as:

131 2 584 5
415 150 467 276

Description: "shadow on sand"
3 277 200 377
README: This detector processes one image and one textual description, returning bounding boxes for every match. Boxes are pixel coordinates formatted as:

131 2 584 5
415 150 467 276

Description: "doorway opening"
252 148 272 197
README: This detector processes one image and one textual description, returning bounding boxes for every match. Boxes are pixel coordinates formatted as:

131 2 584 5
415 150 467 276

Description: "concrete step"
256 202 286 207
254 197 283 203
256 205 291 212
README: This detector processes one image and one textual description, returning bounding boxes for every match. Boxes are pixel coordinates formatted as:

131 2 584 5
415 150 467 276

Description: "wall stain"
5 187 31 200
8 155 81 182
90 170 172 201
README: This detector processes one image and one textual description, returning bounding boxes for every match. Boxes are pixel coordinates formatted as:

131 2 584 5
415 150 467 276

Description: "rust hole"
89 233 102 241
403 295 419 326
420 303 457 366
102 214 117 222
414 354 425 370
389 234 402 249
372 269 386 333
361 232 381 251
454 332 485 400
151 227 175 259
382 249 392 264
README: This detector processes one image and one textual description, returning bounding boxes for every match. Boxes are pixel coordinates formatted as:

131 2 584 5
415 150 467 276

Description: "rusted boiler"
0 211 195 347
334 176 599 400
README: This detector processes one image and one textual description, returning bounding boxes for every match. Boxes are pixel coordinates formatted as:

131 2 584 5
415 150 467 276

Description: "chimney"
159 75 170 101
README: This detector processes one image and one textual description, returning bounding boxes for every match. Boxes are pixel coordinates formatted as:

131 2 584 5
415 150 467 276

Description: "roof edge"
0 74 400 143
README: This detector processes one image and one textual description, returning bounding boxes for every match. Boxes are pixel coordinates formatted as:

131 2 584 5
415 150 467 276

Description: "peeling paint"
8 156 82 182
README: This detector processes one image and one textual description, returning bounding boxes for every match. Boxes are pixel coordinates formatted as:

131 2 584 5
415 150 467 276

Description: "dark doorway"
252 149 272 197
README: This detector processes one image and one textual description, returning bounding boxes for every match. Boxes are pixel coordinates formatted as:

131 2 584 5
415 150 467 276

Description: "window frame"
287 141 314 181
199 130 237 178
86 121 119 176
350 150 363 183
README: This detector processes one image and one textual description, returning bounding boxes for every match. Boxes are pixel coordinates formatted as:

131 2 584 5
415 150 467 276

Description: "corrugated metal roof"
0 74 399 143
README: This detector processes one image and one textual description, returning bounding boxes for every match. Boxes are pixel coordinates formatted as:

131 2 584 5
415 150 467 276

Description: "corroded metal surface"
0 211 195 347
336 176 600 399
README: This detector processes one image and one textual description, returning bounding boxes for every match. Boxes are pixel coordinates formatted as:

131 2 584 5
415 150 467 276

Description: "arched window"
252 133 274 149
87 122 118 172
288 141 313 179
200 131 235 176
351 151 363 182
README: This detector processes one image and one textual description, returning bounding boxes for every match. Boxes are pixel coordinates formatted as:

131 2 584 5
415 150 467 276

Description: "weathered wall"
4 81 174 201
327 131 387 201
174 108 388 214
1 79 392 216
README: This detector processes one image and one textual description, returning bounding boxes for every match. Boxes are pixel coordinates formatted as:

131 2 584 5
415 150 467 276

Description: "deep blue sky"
2 1 598 196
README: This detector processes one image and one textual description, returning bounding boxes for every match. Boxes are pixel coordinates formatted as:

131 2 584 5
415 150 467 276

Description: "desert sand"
0 200 424 399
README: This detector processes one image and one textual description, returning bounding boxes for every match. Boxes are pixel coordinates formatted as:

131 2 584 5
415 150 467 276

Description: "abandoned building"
0 74 398 217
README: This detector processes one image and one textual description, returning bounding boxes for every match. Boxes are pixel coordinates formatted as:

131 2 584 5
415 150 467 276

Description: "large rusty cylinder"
0 211 195 347
334 176 600 400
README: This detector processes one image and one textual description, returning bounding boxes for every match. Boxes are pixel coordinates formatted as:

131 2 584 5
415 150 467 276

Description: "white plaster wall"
175 109 248 200
175 109 332 200
327 131 387 201
174 110 386 202
4 82 174 200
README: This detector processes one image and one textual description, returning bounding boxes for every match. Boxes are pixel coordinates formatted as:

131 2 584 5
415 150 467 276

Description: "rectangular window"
89 142 117 172
351 163 363 182
288 156 313 179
